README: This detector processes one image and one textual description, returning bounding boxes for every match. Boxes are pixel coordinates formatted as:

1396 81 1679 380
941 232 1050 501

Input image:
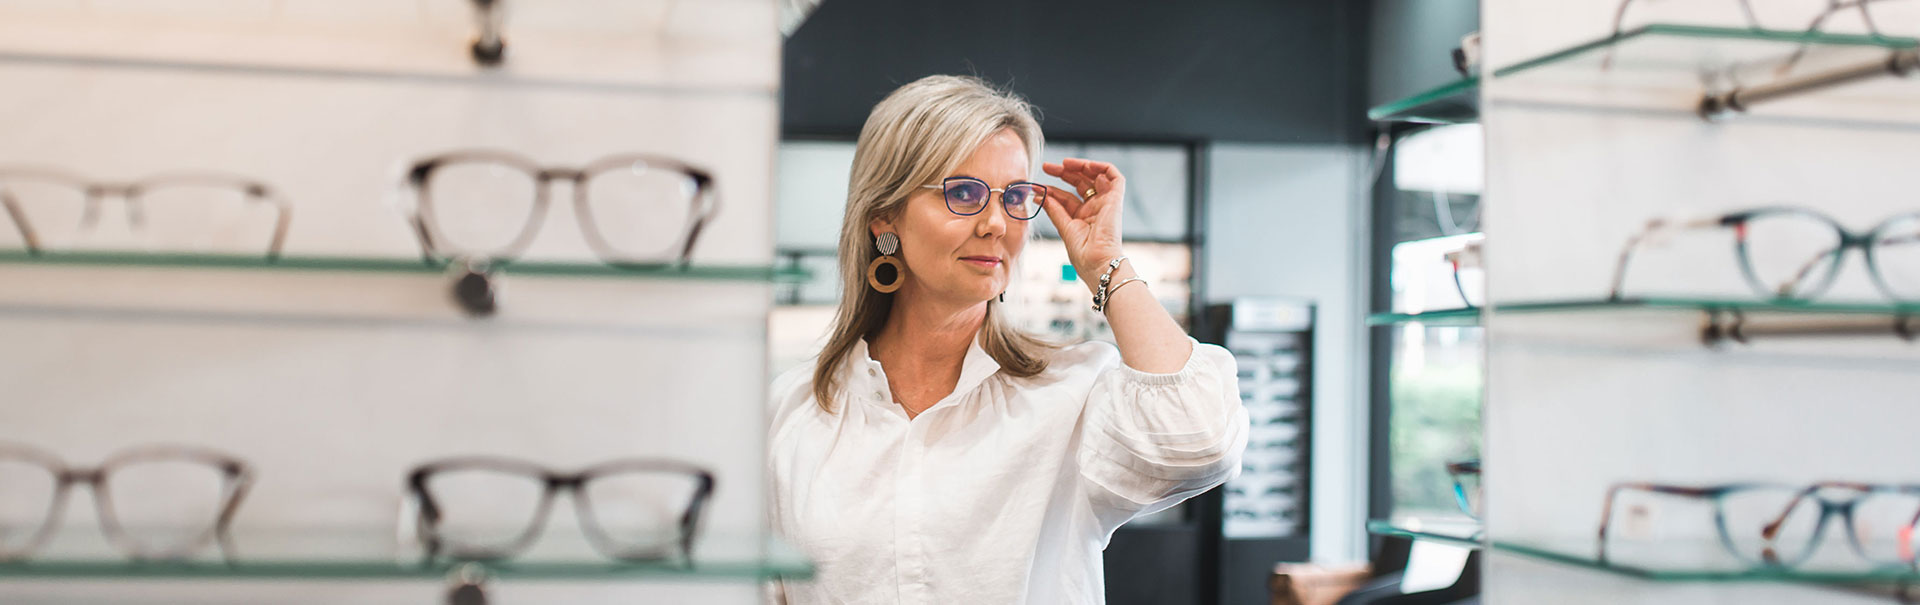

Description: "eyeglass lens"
103 457 233 553
416 462 707 560
941 178 1043 220
1873 215 1920 301
577 469 706 555
0 457 57 553
419 466 551 554
420 158 704 261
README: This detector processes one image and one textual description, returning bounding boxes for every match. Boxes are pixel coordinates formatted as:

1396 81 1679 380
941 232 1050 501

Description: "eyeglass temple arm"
1903 501 1920 565
402 166 441 265
1446 460 1481 517
1774 230 1920 297
1444 244 1482 308
0 188 40 254
679 471 717 562
247 184 293 262
676 174 719 266
215 463 256 562
1776 245 1846 297
1749 484 1828 564
405 472 446 559
1608 0 1761 67
1779 0 1892 75
1598 483 1721 564
1609 216 1729 301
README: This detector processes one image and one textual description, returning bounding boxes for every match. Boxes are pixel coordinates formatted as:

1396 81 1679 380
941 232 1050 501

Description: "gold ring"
1084 188 1096 197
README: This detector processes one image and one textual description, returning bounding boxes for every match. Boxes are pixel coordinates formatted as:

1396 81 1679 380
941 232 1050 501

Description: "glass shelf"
1493 538 1920 585
1368 307 1482 327
1491 24 1920 122
1366 519 1483 549
1370 297 1920 328
0 250 809 283
0 529 811 581
1368 78 1479 124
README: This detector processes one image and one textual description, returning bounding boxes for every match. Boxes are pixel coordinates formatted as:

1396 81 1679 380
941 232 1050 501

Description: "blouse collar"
849 332 1002 407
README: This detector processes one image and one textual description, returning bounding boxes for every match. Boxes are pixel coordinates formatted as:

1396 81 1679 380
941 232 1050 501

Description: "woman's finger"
1065 157 1116 180
1045 185 1084 218
1050 158 1127 210
1040 189 1076 229
1048 170 1097 203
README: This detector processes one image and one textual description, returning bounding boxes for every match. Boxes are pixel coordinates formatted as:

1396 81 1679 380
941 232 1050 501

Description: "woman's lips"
960 256 1002 268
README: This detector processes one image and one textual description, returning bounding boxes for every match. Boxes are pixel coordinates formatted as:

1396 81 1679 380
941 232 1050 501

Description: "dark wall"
782 0 1367 144
1366 0 1479 107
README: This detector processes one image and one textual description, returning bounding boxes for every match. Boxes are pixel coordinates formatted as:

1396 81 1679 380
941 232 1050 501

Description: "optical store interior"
4 1 1920 604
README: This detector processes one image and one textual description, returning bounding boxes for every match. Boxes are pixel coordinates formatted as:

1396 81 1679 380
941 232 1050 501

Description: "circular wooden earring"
868 232 903 293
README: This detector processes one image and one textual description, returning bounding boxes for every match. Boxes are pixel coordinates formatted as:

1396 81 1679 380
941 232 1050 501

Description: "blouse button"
868 368 876 377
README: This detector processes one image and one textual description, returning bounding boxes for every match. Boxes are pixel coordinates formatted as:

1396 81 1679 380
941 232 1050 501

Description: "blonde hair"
811 75 1056 411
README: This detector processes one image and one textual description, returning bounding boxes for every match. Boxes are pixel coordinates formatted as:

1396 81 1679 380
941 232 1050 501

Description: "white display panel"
1483 1 1920 602
0 1 780 602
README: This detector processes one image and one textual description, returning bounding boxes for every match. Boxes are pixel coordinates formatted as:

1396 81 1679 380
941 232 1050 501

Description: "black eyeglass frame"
402 150 720 270
406 456 716 564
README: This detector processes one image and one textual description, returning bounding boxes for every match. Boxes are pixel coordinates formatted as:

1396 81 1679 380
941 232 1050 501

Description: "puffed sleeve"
1077 338 1249 526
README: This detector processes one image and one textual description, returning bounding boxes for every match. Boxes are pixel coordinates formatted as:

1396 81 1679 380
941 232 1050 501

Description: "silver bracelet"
1101 277 1148 313
1091 256 1130 312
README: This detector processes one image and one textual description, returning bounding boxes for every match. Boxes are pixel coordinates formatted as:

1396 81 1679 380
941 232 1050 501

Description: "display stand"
0 2 804 603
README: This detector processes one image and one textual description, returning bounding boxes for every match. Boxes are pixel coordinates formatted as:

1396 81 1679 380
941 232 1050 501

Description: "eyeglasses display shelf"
1369 78 1480 125
1491 537 1920 588
1365 519 1484 550
1368 296 1920 342
0 528 811 582
1491 24 1920 125
0 250 809 283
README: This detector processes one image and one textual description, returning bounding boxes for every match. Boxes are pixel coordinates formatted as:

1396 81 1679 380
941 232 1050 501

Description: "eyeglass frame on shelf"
406 456 716 564
1446 458 1483 520
1606 0 1904 73
0 443 253 562
0 168 292 260
1596 481 1920 568
401 150 720 269
1443 238 1485 309
1607 207 1920 303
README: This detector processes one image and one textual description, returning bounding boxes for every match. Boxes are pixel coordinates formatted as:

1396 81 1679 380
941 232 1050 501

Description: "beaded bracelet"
1091 256 1129 312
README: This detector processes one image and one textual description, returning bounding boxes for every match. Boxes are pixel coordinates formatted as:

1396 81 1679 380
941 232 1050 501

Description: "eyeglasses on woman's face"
920 176 1047 221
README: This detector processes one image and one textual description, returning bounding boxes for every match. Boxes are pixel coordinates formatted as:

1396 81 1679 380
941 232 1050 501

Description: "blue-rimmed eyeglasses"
1598 481 1920 569
1609 207 1920 302
920 176 1046 220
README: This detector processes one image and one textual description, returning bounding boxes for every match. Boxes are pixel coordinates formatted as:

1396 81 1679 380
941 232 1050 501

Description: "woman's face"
873 128 1032 306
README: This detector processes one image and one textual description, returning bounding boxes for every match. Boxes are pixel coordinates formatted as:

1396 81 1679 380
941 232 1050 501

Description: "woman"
768 75 1247 604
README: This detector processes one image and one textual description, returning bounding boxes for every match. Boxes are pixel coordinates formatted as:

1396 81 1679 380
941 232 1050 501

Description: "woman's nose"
975 193 1008 237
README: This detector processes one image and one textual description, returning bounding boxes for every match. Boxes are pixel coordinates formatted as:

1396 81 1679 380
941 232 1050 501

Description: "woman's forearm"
1087 260 1192 373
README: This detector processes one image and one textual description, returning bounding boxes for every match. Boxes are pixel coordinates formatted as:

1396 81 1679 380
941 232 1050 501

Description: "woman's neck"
870 285 986 365
867 285 986 417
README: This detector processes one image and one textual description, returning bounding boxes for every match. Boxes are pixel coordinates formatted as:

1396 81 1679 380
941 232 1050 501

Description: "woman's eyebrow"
946 174 1035 187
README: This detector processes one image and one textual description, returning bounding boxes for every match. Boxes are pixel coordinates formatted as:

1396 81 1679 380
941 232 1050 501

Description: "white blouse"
767 335 1248 604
